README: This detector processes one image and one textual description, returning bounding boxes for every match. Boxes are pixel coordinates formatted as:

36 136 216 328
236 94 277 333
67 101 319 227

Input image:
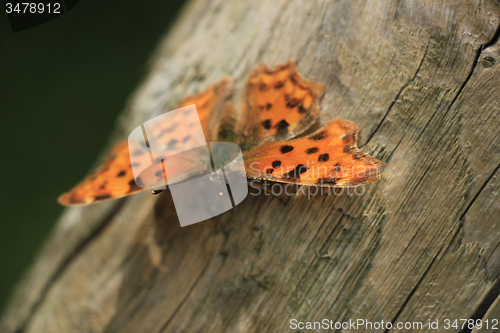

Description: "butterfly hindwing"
243 119 385 187
237 61 324 151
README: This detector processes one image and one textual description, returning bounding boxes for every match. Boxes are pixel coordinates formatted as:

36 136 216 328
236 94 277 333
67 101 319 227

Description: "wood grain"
2 0 500 332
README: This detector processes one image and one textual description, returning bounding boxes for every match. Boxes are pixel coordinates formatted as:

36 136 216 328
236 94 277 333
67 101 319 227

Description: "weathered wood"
2 0 500 332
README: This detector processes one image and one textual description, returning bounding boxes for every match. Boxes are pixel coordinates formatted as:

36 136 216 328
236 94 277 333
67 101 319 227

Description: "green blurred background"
0 0 186 311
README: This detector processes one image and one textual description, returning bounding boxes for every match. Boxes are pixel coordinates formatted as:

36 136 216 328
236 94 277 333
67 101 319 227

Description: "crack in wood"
363 44 429 148
461 162 500 221
384 243 446 333
438 22 500 331
460 276 500 333
157 258 212 333
371 19 500 329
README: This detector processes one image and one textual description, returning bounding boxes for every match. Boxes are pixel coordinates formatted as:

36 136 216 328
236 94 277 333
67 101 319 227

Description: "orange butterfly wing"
58 141 139 205
58 79 234 206
243 119 385 187
237 61 324 150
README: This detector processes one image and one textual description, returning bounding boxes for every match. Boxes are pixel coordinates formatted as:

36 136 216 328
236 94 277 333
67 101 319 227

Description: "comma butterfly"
59 61 384 206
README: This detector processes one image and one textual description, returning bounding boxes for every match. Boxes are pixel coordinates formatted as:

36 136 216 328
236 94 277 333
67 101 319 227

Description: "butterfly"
58 61 384 206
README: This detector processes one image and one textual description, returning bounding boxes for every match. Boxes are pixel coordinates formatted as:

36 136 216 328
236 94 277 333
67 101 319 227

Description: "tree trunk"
2 0 500 332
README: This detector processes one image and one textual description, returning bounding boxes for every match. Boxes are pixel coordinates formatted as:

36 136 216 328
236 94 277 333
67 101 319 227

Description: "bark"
2 0 500 332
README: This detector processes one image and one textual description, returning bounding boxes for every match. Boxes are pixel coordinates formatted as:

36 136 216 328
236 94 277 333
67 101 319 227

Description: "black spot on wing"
266 103 272 110
135 177 144 187
117 170 126 177
343 145 355 153
167 139 178 149
266 168 274 174
286 99 300 108
342 132 357 145
274 82 284 89
310 131 328 141
305 147 319 154
157 124 177 138
274 119 289 131
298 104 308 114
332 163 342 172
94 194 111 201
272 160 282 168
280 145 294 154
318 153 330 162
282 164 309 181
316 177 338 185
351 151 365 159
128 178 142 193
262 119 272 130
